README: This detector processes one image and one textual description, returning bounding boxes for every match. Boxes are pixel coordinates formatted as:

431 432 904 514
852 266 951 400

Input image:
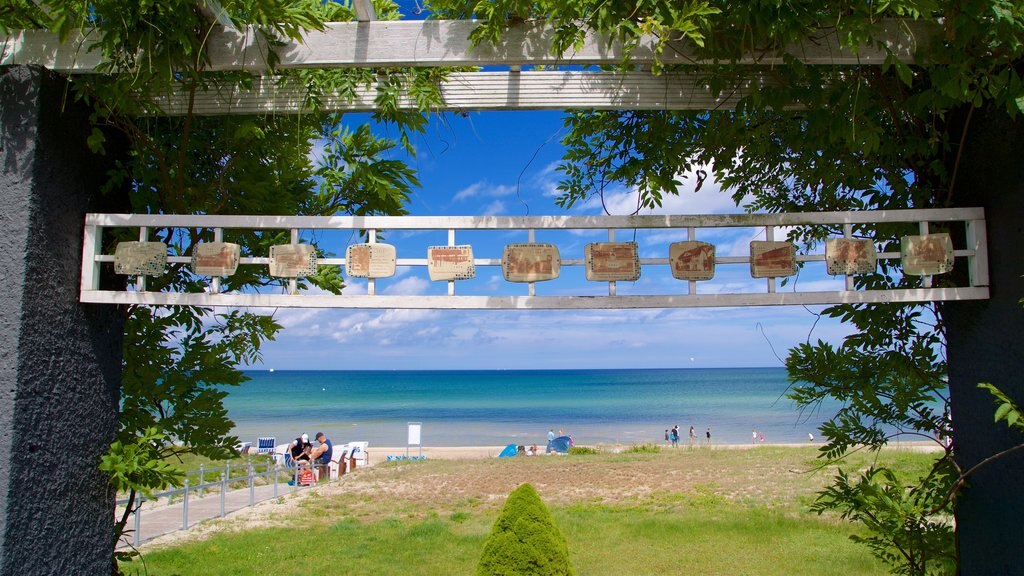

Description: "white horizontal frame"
81 208 988 310
3 19 934 74
149 71 776 115
78 288 990 310
84 208 983 230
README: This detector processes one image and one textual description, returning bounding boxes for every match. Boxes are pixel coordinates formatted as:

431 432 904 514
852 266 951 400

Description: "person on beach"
309 432 333 480
665 429 670 445
290 433 312 464
808 432 814 442
547 429 555 452
752 430 757 444
688 426 696 447
759 431 765 444
671 425 680 448
705 427 711 446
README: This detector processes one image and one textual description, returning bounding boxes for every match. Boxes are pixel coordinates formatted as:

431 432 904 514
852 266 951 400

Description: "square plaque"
191 242 240 276
584 242 640 282
750 241 797 278
502 243 561 282
825 238 877 275
428 245 476 281
113 241 167 276
901 234 954 276
268 244 317 278
669 241 715 281
346 243 396 278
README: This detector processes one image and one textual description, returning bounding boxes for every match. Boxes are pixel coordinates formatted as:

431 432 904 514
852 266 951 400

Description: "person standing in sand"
688 426 696 448
752 430 757 444
547 429 555 452
705 427 711 447
671 425 680 448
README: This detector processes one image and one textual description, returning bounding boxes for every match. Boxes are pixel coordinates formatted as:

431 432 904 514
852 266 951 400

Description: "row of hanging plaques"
111 234 956 282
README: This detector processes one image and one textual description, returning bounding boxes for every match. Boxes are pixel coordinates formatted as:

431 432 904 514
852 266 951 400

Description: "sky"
249 110 855 371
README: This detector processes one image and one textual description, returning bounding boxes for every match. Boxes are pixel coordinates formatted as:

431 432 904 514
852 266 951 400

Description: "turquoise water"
225 368 837 448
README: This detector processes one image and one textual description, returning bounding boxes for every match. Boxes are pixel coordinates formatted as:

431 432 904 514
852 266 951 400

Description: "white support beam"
148 71 773 115
81 208 987 311
2 19 935 74
79 288 990 310
351 0 376 22
84 208 984 231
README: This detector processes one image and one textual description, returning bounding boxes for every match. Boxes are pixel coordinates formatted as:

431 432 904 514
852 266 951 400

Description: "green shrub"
568 446 599 455
477 483 575 576
625 443 662 454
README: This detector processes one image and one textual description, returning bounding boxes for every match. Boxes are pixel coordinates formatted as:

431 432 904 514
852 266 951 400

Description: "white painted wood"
83 208 988 310
352 0 376 22
80 223 102 291
154 71 776 115
966 219 989 287
79 287 990 310
85 208 985 231
2 19 934 73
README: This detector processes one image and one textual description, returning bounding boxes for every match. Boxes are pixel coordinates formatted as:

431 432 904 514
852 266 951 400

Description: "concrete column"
0 66 125 575
945 108 1024 575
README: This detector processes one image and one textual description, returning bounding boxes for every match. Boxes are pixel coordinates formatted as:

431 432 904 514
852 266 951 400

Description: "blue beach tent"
498 444 518 458
548 436 572 453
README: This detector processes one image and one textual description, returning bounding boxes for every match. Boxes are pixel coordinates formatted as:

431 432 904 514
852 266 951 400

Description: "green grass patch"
126 502 888 576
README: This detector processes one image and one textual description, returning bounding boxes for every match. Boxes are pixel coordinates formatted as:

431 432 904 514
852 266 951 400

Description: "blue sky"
250 110 855 370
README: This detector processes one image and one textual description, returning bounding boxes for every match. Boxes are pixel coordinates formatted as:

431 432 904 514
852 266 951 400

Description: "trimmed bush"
568 446 599 455
477 483 575 576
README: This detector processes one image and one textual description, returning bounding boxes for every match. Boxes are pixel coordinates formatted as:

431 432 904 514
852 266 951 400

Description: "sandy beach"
370 441 941 462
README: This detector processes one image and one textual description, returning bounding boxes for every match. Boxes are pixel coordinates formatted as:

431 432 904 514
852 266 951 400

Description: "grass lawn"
124 446 937 575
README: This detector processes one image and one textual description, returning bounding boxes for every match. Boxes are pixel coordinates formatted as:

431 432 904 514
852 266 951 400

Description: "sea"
224 367 839 448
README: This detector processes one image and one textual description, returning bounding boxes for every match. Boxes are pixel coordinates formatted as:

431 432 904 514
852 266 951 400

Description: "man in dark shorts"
309 432 333 481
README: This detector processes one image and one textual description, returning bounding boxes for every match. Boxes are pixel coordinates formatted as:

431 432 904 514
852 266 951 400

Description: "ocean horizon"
224 367 840 449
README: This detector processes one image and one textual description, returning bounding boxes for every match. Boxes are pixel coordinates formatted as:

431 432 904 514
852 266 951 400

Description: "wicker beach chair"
256 436 276 454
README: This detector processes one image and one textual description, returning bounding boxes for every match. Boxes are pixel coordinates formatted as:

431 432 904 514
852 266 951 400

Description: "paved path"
115 472 343 549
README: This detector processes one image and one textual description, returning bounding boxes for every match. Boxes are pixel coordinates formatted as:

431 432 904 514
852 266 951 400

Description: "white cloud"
452 182 517 202
481 200 507 216
383 276 430 295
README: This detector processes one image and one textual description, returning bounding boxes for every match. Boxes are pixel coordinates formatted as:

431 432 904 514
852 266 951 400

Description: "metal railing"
116 458 353 548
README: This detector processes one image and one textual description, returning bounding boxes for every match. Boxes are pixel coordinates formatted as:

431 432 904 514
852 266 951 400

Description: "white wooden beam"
351 0 376 22
84 208 984 231
2 19 934 74
148 71 776 115
78 288 990 310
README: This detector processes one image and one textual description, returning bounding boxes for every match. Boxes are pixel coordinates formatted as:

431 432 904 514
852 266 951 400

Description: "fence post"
248 464 255 507
198 464 205 498
182 480 190 530
225 459 231 484
133 497 142 547
220 473 226 518
273 463 279 498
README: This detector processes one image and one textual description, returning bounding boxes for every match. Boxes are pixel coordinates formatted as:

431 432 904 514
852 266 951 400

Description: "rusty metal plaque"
268 244 317 278
901 233 954 276
584 242 640 282
502 243 561 282
428 245 476 281
191 242 240 276
825 238 877 275
346 243 396 278
750 241 797 278
669 241 715 281
113 241 167 276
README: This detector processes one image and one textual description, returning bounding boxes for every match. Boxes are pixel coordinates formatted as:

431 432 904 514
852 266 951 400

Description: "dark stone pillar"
945 108 1024 575
0 66 124 575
